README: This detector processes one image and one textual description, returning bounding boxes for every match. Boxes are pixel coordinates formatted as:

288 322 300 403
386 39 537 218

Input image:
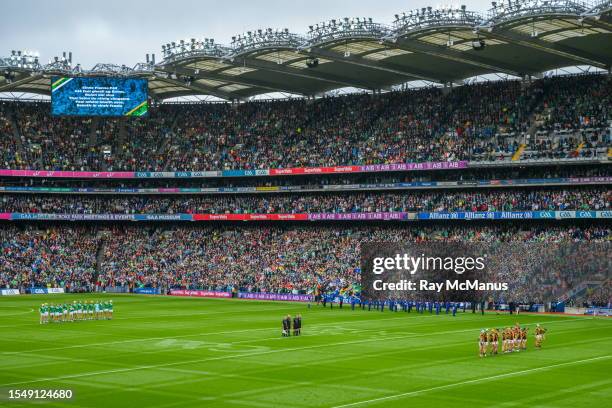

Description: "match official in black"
293 315 299 336
282 315 291 337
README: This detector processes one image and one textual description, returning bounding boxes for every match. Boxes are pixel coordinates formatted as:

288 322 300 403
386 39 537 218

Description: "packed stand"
95 224 610 306
0 187 608 214
0 224 609 308
0 74 608 172
534 74 611 132
0 226 97 290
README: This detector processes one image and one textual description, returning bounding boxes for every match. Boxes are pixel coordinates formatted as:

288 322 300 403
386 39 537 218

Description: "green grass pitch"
1 294 611 407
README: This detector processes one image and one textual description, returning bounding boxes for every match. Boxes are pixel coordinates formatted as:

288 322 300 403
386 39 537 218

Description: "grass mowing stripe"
3 311 592 356
36 333 611 407
495 379 612 407
2 295 610 408
330 355 612 408
0 311 462 355
2 317 602 387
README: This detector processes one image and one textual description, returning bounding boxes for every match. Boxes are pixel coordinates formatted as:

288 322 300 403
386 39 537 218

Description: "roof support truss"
169 61 312 95
301 45 443 83
230 55 380 90
387 37 525 77
152 77 234 100
0 73 43 93
482 22 610 68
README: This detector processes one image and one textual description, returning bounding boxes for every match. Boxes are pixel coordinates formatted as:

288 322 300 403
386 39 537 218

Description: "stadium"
0 0 611 406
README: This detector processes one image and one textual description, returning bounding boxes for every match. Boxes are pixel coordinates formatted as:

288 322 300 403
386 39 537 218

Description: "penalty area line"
330 355 612 408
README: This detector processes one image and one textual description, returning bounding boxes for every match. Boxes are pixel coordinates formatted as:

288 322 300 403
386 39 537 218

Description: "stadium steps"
8 111 25 156
94 231 111 280
525 113 540 141
116 118 128 151
159 137 174 171
160 111 183 171
521 80 546 148
560 280 606 304
88 117 101 148
10 110 44 168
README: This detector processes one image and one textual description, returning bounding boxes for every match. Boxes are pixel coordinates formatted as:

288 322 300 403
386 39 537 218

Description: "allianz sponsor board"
0 289 20 296
416 211 612 220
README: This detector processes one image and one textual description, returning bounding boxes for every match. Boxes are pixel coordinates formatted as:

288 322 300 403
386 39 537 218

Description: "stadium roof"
1 0 611 101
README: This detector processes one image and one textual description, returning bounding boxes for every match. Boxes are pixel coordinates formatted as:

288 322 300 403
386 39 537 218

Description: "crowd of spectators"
493 241 610 305
0 103 176 171
1 187 608 214
0 74 609 172
583 286 611 307
0 73 608 308
0 227 97 290
0 225 608 307
534 75 611 132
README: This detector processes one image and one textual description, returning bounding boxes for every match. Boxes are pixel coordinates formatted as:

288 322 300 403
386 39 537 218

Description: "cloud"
0 0 495 68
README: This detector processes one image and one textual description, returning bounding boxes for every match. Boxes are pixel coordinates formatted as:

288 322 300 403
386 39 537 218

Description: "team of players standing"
39 300 113 324
479 323 547 357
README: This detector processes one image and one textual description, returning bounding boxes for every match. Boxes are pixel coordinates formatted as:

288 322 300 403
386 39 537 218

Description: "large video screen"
51 76 148 117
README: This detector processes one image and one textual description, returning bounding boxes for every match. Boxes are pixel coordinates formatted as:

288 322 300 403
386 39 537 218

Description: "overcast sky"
1 0 494 68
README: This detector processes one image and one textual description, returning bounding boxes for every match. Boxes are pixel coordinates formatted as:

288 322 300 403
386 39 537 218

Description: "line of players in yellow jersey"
479 323 547 357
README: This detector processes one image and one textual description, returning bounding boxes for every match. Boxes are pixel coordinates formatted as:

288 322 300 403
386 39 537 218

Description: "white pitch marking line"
2 314 591 357
0 313 436 355
0 328 490 387
329 355 612 408
0 318 595 387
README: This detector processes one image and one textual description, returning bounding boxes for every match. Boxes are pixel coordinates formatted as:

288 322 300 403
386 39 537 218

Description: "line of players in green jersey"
39 300 113 324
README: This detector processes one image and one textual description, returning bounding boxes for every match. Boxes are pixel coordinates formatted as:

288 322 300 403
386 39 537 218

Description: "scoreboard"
51 76 148 117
